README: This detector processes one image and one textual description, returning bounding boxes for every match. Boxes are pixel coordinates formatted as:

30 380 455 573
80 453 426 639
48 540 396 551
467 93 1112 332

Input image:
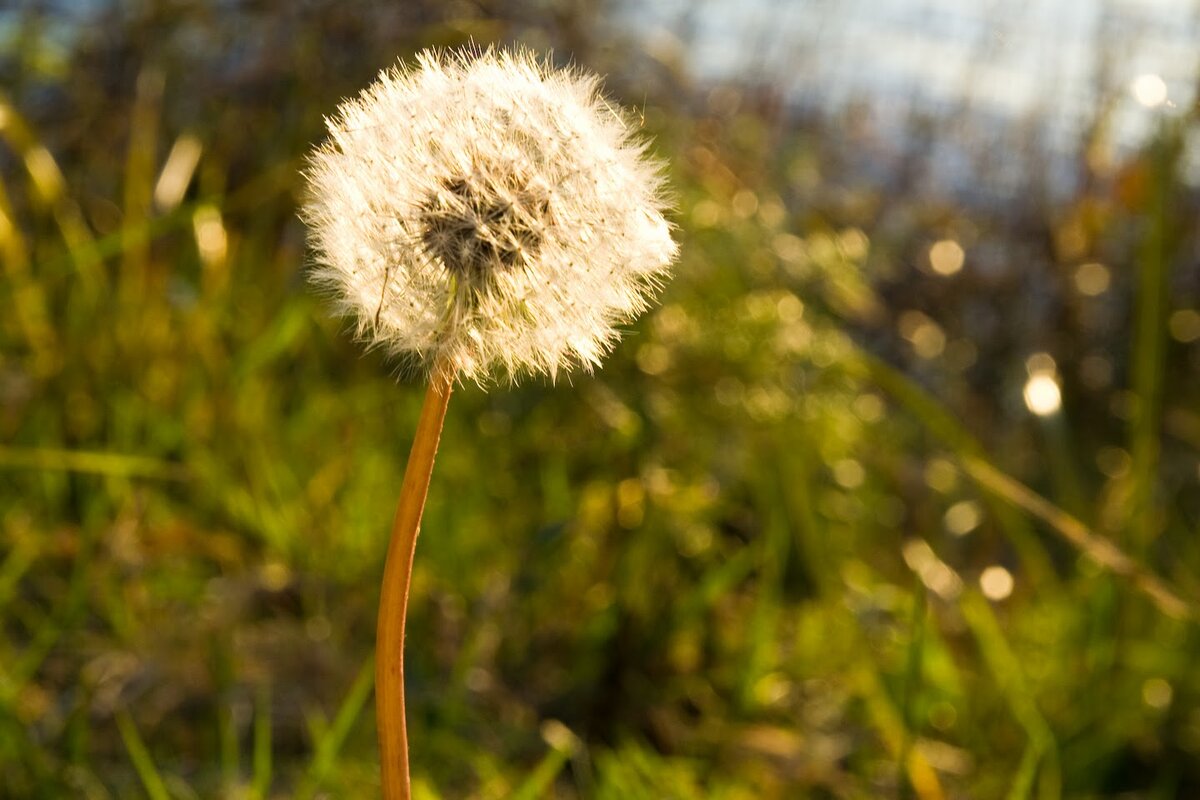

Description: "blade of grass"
0 536 38 611
295 656 376 800
0 493 104 705
841 347 1196 621
898 585 929 800
856 664 946 800
740 456 790 710
0 173 57 374
959 455 1193 621
509 721 580 800
249 681 273 800
843 349 1054 585
0 613 61 705
115 709 171 800
1037 412 1088 521
671 545 757 629
0 447 188 481
1127 125 1178 552
1006 744 1042 800
959 590 1061 800
0 89 103 292
120 67 163 302
775 441 834 596
35 155 302 283
213 639 239 794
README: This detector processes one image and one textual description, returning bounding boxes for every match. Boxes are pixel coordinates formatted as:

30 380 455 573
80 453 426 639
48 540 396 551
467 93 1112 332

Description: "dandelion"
304 47 676 386
302 47 676 799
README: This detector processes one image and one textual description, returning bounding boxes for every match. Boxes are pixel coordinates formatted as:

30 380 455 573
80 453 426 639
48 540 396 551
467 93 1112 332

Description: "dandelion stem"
376 373 453 800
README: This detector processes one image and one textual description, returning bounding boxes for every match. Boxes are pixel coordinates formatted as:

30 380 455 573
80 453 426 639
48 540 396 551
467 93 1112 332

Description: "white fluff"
302 48 678 385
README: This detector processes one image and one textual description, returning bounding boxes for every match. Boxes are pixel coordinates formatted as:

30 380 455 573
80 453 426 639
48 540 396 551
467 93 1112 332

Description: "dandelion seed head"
302 47 678 385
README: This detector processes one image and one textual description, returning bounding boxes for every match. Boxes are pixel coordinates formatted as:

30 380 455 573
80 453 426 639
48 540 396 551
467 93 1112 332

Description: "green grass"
2 5 1200 798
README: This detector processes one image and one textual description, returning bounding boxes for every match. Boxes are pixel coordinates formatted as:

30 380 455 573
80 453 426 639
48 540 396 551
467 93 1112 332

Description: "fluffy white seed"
302 48 678 385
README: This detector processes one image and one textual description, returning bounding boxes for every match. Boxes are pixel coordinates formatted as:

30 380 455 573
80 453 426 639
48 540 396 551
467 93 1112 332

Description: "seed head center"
420 174 548 282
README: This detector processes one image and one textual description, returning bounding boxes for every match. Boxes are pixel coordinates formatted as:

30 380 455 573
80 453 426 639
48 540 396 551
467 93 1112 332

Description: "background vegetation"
2 1 1199 797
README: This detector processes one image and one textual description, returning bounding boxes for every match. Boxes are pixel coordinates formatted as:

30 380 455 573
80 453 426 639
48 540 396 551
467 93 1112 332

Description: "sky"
620 0 1200 179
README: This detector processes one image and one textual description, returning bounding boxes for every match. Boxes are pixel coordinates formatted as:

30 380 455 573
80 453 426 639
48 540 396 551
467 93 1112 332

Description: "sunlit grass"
2 6 1199 798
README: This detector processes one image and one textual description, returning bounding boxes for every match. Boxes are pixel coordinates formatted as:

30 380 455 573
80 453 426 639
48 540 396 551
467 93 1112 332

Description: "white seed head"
302 47 678 385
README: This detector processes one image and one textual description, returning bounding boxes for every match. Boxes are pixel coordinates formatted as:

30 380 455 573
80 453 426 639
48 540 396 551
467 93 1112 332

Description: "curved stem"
377 374 453 800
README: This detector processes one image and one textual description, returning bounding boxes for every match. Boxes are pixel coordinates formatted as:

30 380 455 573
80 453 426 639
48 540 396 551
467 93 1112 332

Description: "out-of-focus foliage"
2 1 1199 798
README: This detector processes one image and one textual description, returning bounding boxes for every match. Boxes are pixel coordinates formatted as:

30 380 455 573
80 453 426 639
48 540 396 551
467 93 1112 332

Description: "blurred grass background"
2 1 1200 797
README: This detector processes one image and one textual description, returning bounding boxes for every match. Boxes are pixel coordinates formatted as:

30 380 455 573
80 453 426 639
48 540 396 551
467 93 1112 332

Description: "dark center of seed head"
419 175 548 282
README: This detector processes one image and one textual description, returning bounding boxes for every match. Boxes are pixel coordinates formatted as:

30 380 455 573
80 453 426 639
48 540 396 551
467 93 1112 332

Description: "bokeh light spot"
772 233 806 265
776 293 805 322
193 205 228 268
1131 73 1168 107
1073 262 1110 296
1142 678 1173 710
1080 354 1113 389
260 562 292 591
731 189 759 219
1169 309 1200 342
899 310 946 359
1025 352 1057 375
1096 446 1132 479
980 565 1014 600
840 228 870 261
1023 373 1061 416
691 199 722 228
636 343 670 375
902 539 962 600
928 239 964 276
924 458 958 493
944 500 982 536
832 458 865 489
852 393 885 423
929 701 957 732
